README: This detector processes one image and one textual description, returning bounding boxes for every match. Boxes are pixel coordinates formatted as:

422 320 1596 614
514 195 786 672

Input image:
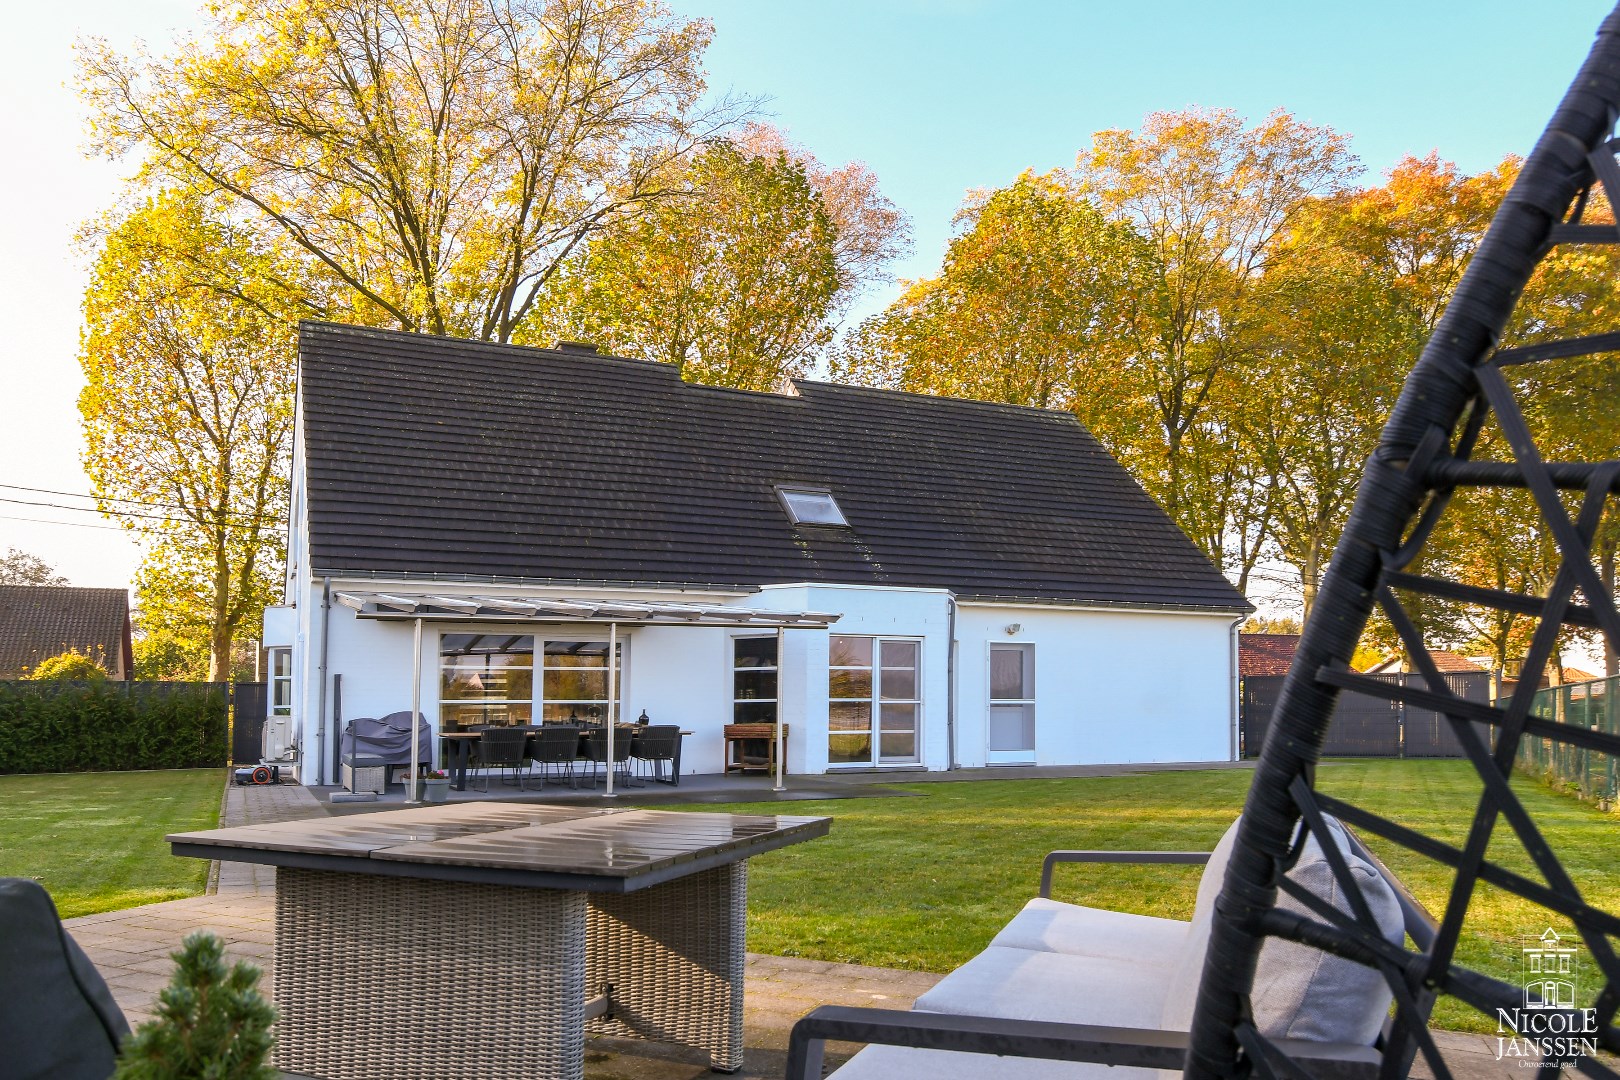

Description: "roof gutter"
955 597 1250 617
308 569 759 595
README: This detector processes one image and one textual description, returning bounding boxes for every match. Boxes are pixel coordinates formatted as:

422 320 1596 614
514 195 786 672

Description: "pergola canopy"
334 591 840 629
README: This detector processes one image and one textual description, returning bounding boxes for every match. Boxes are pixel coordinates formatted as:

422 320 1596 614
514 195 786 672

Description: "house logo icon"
1523 928 1577 1010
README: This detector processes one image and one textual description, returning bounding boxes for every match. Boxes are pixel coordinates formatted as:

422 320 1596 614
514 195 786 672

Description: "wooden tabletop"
168 802 830 893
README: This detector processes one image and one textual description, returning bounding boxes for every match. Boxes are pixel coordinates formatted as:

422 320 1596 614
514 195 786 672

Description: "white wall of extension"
952 603 1239 768
264 577 1239 786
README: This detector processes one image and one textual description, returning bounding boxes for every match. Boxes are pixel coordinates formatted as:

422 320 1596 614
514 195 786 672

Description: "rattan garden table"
168 802 830 1080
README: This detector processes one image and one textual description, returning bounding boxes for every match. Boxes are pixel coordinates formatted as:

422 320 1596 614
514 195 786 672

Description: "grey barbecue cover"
340 711 432 764
0 877 130 1079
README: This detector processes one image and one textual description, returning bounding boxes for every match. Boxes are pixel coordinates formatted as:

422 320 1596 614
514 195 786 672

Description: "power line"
0 512 128 532
0 481 255 519
0 494 278 531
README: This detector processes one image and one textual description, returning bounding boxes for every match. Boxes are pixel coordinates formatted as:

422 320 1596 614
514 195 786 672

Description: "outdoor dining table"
169 802 830 1080
438 725 692 791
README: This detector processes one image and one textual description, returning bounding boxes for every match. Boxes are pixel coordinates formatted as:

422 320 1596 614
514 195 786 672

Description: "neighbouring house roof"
1239 634 1300 678
297 322 1249 612
0 586 133 679
1365 650 1487 675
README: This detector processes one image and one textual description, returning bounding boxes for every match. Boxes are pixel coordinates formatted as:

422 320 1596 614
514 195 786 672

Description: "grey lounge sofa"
805 815 1429 1080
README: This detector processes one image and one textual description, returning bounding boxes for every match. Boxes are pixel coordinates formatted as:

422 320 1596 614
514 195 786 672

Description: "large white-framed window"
988 643 1035 763
732 636 779 725
438 633 622 729
828 635 921 766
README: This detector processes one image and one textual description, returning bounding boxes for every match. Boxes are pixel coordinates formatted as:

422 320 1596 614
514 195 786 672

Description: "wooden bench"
788 815 1435 1080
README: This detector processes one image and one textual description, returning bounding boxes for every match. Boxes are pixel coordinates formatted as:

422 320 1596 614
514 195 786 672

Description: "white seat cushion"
828 1043 1176 1080
915 946 1170 1029
1159 817 1244 1030
990 897 1187 967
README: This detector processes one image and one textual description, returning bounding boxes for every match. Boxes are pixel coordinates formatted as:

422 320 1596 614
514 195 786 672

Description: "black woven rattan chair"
471 726 530 791
582 728 635 788
532 725 581 789
630 725 681 783
788 10 1620 1080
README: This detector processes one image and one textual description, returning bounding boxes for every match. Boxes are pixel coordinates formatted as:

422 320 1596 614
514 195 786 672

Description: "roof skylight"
775 486 848 527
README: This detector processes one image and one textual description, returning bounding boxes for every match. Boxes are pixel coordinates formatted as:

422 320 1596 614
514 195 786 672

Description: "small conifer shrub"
114 932 276 1080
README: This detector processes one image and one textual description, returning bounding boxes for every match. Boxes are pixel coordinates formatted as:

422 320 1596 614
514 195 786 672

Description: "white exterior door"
987 643 1035 764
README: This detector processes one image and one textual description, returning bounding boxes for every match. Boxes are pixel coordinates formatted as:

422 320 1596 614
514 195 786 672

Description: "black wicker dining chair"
631 725 681 783
532 725 581 789
471 726 530 791
789 9 1620 1080
582 728 635 788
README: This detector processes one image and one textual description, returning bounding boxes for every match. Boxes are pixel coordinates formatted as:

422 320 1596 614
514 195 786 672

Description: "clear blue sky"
0 0 1614 590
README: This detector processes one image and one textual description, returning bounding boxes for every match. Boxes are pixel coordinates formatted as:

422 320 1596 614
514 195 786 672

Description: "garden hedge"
0 680 228 773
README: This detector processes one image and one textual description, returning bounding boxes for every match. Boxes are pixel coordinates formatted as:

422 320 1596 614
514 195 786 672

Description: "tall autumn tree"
79 0 742 341
834 170 1159 453
1236 186 1428 620
728 123 912 324
540 139 843 389
80 192 304 680
1072 108 1359 548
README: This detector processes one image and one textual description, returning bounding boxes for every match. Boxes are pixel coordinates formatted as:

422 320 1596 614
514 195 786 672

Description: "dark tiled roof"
298 322 1248 611
1240 634 1300 677
0 586 132 679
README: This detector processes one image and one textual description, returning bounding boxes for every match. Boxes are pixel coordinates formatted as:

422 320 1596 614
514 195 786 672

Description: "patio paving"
63 775 1519 1080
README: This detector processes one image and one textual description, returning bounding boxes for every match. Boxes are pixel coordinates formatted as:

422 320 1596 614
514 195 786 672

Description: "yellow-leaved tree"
79 0 742 342
80 192 307 681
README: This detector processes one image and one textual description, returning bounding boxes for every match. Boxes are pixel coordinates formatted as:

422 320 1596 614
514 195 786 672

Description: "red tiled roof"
1240 634 1300 678
1430 651 1486 674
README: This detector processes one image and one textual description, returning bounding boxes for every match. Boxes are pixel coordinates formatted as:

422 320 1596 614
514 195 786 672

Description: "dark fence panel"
1241 671 1484 759
1403 672 1489 756
1239 676 1284 759
232 682 268 765
0 679 230 774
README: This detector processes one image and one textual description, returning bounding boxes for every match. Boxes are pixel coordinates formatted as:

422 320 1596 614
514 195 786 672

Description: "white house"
263 322 1249 785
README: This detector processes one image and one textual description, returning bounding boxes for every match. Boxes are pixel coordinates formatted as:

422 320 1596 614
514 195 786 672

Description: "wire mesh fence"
1523 675 1620 811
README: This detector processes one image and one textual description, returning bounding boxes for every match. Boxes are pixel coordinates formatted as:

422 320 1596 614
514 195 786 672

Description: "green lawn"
684 760 1617 1034
0 769 222 918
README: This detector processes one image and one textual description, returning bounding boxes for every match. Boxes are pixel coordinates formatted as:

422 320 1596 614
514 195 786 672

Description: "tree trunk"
1604 539 1617 678
1299 535 1324 627
210 538 233 682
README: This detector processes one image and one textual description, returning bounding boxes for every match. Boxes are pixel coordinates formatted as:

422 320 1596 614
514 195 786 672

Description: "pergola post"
407 616 422 804
604 621 618 798
774 626 786 793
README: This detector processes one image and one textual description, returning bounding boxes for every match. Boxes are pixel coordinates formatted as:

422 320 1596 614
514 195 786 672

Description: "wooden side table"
723 722 787 775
